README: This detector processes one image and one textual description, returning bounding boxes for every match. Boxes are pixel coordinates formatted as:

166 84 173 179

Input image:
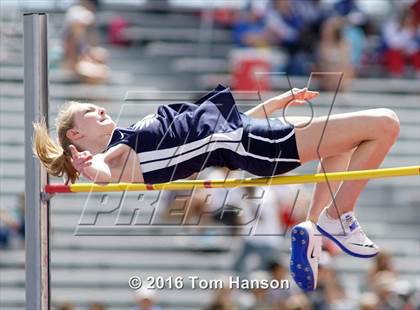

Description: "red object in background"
412 50 420 71
231 50 272 91
280 206 298 229
383 49 420 76
411 0 420 23
214 8 238 27
108 16 130 46
384 49 405 75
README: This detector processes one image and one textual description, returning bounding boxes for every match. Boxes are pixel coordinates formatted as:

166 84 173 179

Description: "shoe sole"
290 225 316 291
316 225 379 258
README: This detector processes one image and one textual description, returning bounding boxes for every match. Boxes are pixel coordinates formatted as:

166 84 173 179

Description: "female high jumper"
33 84 400 291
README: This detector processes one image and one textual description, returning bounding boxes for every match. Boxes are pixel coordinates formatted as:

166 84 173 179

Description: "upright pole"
23 13 50 310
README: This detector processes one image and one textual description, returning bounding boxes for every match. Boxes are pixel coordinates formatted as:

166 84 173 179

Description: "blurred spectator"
205 278 239 310
267 260 291 308
359 292 379 310
56 302 75 310
371 270 418 310
366 251 418 309
342 19 366 69
317 17 354 91
285 293 312 310
368 250 396 289
265 0 305 49
294 0 326 27
161 168 245 242
233 0 320 75
0 209 13 248
164 188 209 226
332 0 368 25
160 168 243 237
80 0 100 12
232 186 283 277
202 168 246 236
232 0 419 79
246 270 272 309
233 0 269 47
293 0 329 68
307 252 355 309
89 302 107 310
372 271 405 310
16 192 25 241
62 2 109 83
0 193 25 248
266 0 314 75
407 290 420 309
381 6 420 77
131 287 161 310
332 0 369 71
158 173 200 223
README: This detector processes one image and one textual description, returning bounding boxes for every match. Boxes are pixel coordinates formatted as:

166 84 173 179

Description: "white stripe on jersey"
138 128 244 163
139 128 300 173
248 129 295 143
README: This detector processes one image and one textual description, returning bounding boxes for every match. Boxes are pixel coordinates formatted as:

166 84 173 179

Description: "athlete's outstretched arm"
244 88 319 119
69 144 128 183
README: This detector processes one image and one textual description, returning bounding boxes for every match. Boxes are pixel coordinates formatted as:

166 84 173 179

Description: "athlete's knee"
377 108 400 140
361 108 399 141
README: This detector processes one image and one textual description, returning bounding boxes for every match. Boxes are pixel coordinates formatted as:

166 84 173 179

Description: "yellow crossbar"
45 165 420 193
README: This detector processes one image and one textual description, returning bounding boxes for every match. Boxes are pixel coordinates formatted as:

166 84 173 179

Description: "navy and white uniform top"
106 84 301 184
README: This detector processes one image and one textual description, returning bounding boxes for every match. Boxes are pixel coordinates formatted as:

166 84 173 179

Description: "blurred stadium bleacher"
0 0 419 309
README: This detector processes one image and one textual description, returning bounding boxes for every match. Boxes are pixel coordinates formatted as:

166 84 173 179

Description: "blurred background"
0 0 419 309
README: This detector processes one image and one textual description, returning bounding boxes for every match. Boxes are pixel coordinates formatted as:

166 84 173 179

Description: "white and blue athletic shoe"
317 208 379 258
290 221 322 291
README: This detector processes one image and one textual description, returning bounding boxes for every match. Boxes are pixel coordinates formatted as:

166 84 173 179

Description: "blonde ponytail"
32 101 81 184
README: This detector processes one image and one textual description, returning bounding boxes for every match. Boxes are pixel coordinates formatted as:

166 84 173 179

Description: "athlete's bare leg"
292 108 400 221
281 116 355 223
305 150 355 222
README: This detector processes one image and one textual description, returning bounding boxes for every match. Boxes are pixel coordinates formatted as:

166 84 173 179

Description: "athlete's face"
72 103 116 137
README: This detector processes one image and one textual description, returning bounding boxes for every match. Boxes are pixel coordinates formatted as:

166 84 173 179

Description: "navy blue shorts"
238 114 301 177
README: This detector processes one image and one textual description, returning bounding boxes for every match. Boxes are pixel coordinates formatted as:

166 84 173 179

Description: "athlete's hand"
267 88 319 110
285 88 319 106
69 144 93 176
